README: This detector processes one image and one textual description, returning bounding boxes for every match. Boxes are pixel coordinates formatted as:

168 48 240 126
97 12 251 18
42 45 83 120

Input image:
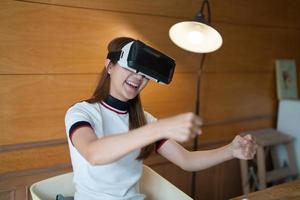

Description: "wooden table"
231 179 300 200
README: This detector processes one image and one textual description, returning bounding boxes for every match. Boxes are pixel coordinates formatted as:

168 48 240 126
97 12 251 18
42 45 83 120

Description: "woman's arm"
72 112 202 165
158 135 256 172
72 125 160 165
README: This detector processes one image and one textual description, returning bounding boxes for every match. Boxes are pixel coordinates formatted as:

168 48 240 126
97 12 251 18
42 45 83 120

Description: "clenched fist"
154 112 203 143
230 134 257 160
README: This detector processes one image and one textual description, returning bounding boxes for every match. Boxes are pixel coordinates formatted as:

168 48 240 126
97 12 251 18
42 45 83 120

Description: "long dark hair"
86 37 155 160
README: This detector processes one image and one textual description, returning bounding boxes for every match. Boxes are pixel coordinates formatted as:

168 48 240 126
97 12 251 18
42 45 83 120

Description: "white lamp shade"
169 21 222 53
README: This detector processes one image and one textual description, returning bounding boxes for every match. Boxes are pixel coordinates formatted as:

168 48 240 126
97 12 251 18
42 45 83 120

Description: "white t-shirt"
65 101 157 200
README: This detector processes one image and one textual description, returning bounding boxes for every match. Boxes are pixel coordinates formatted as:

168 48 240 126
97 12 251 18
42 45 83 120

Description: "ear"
104 59 111 74
104 59 110 69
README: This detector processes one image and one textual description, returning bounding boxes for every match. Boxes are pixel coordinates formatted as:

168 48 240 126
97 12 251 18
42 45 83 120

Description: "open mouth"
125 80 140 89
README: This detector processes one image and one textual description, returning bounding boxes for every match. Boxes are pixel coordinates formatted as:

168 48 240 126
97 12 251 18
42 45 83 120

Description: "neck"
103 95 129 112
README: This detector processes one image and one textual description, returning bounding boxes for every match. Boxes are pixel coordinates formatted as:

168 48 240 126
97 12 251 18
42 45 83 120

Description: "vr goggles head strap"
106 51 122 62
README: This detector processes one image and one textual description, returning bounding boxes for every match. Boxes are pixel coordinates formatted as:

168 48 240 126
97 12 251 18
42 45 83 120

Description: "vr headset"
107 40 176 84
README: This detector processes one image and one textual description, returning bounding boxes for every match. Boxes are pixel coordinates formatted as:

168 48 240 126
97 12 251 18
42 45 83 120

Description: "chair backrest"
30 165 193 200
30 172 74 200
140 165 193 200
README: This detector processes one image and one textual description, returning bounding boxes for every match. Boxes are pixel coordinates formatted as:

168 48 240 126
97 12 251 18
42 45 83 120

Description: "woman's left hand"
230 134 257 160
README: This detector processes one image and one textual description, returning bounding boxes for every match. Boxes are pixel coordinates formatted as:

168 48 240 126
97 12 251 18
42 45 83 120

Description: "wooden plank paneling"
205 23 300 72
0 0 199 74
195 159 242 200
0 144 70 174
143 101 195 119
0 190 12 200
151 145 244 200
21 0 202 19
0 165 72 200
0 71 276 145
1 0 300 200
0 74 95 145
200 117 274 142
3 1 299 75
142 73 197 117
0 73 196 145
200 72 276 122
213 0 300 28
151 162 192 195
24 0 300 28
143 73 197 104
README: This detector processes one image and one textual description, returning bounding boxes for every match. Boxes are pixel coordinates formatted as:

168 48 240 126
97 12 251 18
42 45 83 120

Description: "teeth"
126 80 139 88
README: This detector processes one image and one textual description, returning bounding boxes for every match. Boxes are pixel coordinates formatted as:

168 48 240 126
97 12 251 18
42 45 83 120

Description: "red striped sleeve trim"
69 121 92 146
155 139 168 153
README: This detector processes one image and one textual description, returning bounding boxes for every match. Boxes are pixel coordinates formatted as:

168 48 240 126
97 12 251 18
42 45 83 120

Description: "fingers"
177 113 202 142
184 112 202 134
244 134 252 140
241 135 257 159
232 134 257 160
164 112 203 143
192 117 202 137
192 115 203 126
243 145 255 159
236 135 244 146
238 134 254 147
242 135 252 144
189 128 202 139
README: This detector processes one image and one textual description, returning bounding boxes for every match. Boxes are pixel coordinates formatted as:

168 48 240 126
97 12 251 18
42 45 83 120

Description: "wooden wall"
0 0 299 199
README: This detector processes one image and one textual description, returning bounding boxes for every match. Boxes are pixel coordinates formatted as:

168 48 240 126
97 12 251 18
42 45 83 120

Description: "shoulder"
65 101 102 130
65 101 101 123
66 101 98 115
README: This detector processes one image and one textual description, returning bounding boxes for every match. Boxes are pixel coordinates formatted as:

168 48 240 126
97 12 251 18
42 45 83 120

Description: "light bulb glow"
188 31 204 44
169 21 223 53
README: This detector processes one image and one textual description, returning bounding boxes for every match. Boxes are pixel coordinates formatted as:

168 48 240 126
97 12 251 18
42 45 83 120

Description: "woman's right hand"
153 112 203 143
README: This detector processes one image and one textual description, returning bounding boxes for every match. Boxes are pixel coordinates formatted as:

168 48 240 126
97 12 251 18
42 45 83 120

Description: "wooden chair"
30 165 193 200
240 128 298 194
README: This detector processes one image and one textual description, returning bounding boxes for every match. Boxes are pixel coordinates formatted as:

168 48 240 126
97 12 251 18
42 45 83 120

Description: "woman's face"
108 63 149 101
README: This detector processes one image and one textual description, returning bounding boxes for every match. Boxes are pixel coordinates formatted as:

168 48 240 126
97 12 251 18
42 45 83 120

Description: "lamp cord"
200 0 211 24
191 0 212 198
191 53 206 199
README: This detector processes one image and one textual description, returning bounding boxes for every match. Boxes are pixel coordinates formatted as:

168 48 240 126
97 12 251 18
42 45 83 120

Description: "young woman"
65 37 256 200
